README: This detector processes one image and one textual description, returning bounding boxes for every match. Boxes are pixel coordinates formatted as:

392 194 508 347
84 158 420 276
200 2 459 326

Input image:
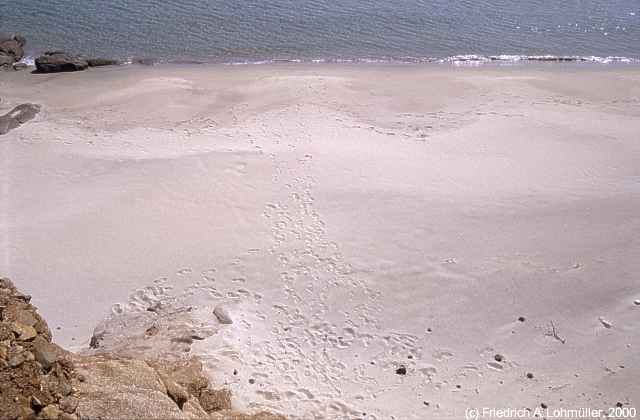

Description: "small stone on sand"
213 305 233 324
395 366 407 375
598 317 613 329
634 299 640 306
494 354 504 362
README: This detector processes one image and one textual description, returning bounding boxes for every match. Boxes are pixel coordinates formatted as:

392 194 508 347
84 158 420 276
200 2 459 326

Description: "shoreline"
14 52 640 69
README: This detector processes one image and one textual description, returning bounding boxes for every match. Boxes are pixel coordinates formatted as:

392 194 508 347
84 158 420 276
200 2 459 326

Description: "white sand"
1 64 639 419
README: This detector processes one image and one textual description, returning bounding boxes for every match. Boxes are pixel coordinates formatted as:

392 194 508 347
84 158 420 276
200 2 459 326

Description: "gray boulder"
0 103 41 135
0 34 26 70
35 51 88 73
0 34 26 62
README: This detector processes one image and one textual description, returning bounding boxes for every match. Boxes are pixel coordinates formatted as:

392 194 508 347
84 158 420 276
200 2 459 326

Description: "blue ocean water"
1 0 639 63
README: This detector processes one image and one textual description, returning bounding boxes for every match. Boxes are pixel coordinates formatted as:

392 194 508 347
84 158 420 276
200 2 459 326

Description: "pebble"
526 372 534 379
213 305 233 325
395 366 407 375
494 354 504 362
598 317 613 329
634 299 640 306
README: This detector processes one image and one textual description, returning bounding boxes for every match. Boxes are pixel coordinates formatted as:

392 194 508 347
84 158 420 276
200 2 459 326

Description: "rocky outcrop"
34 52 121 73
0 103 41 135
0 277 286 420
0 34 26 69
35 52 89 73
0 278 72 420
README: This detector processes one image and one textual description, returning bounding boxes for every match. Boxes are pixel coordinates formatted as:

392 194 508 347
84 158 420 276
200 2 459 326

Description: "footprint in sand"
433 350 454 362
201 269 216 282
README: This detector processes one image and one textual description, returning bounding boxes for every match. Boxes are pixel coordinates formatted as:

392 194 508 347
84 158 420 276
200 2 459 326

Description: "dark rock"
0 103 41 135
87 58 119 67
526 372 534 379
35 52 88 73
31 395 45 411
395 366 407 375
494 354 504 362
88 329 104 349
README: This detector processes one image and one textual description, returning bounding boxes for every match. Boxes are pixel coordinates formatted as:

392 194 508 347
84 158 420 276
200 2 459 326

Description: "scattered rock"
526 372 534 379
0 103 41 135
541 403 548 409
634 299 640 306
35 52 89 73
213 305 233 325
494 354 505 362
518 316 526 322
395 366 407 375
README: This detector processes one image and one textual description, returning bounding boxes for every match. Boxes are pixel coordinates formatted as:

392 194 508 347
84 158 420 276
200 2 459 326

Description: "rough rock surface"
35 51 89 73
87 58 120 67
0 103 41 135
0 278 73 420
0 34 26 69
0 277 286 419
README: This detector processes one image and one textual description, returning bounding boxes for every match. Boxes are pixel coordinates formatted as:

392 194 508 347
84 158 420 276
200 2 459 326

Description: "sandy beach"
1 63 639 419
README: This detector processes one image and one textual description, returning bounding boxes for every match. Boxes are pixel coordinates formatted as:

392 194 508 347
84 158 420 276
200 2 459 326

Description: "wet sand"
1 63 639 419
